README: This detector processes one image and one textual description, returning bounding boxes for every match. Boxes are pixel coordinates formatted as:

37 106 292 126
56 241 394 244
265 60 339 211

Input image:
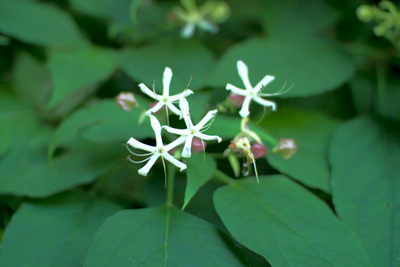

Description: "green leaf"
12 52 52 110
183 153 216 209
0 0 86 47
48 100 152 157
214 175 372 266
118 39 216 93
208 37 355 97
0 116 11 156
263 108 340 191
84 205 246 266
260 0 338 38
0 195 121 267
47 47 116 108
330 117 400 266
0 142 123 197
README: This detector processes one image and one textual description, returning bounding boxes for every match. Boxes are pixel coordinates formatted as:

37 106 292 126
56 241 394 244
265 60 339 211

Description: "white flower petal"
168 89 194 102
138 154 160 176
196 109 218 130
164 135 186 152
127 137 155 152
239 96 252 118
149 115 163 147
198 20 218 33
195 132 222 143
253 97 276 111
237 60 252 90
163 67 173 96
162 152 187 171
165 102 182 117
254 75 275 93
145 101 165 116
226 83 246 96
181 135 194 158
181 23 195 39
163 126 189 136
139 83 158 100
179 98 193 128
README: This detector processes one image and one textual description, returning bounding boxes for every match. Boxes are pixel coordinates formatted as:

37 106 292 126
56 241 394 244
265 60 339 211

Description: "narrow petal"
163 67 173 96
145 101 165 116
181 23 195 39
239 96 252 118
139 83 158 100
164 135 187 152
163 126 189 136
178 98 193 128
149 115 163 147
166 102 183 117
198 20 218 33
226 83 247 96
254 75 275 93
127 137 155 152
162 152 187 171
181 135 194 158
195 132 222 143
237 60 252 90
138 154 160 176
253 96 277 111
168 89 194 102
195 109 218 130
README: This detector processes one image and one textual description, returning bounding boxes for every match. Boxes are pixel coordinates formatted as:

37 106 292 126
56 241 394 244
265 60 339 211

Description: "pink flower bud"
192 137 206 153
275 138 298 159
228 93 245 107
116 92 137 111
251 142 267 159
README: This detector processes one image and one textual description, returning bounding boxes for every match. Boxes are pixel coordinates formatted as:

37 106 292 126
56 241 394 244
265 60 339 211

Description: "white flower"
127 115 187 176
180 20 218 39
226 60 276 118
139 67 193 118
163 98 222 158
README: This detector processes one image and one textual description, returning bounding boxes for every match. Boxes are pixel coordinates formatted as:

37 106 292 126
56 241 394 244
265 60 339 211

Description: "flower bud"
191 137 206 153
251 142 267 159
203 1 231 23
228 93 245 107
356 5 374 22
274 138 298 159
116 92 137 112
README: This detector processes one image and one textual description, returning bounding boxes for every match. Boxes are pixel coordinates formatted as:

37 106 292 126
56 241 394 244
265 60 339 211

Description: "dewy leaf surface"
47 47 116 108
118 39 215 93
208 37 355 97
84 205 246 266
264 108 340 192
183 153 216 209
0 0 86 47
214 175 371 267
0 196 122 267
330 117 400 266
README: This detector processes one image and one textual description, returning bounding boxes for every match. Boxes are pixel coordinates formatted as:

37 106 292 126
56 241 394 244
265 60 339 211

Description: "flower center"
163 97 168 102
158 148 164 153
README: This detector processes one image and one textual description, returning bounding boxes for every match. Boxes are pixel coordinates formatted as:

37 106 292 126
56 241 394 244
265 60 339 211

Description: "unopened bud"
192 137 206 153
204 1 231 23
116 92 137 111
251 142 267 159
357 5 374 22
228 93 245 107
274 138 298 159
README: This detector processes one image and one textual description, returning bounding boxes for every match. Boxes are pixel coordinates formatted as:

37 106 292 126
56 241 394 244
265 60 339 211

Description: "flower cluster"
126 67 221 176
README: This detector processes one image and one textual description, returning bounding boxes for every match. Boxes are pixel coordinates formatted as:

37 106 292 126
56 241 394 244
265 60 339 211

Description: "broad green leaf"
48 99 152 157
208 38 355 97
0 142 123 197
84 205 246 266
214 175 371 266
260 0 338 38
0 196 121 267
330 117 400 266
263 108 340 191
183 153 216 209
0 116 11 156
47 47 116 108
69 0 131 23
118 39 216 93
12 52 52 110
0 0 86 47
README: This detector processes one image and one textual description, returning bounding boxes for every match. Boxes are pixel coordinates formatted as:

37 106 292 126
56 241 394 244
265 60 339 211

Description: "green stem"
166 164 175 207
213 169 235 184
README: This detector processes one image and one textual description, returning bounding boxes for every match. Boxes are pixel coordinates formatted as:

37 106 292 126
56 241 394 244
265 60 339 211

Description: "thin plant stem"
166 164 175 207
